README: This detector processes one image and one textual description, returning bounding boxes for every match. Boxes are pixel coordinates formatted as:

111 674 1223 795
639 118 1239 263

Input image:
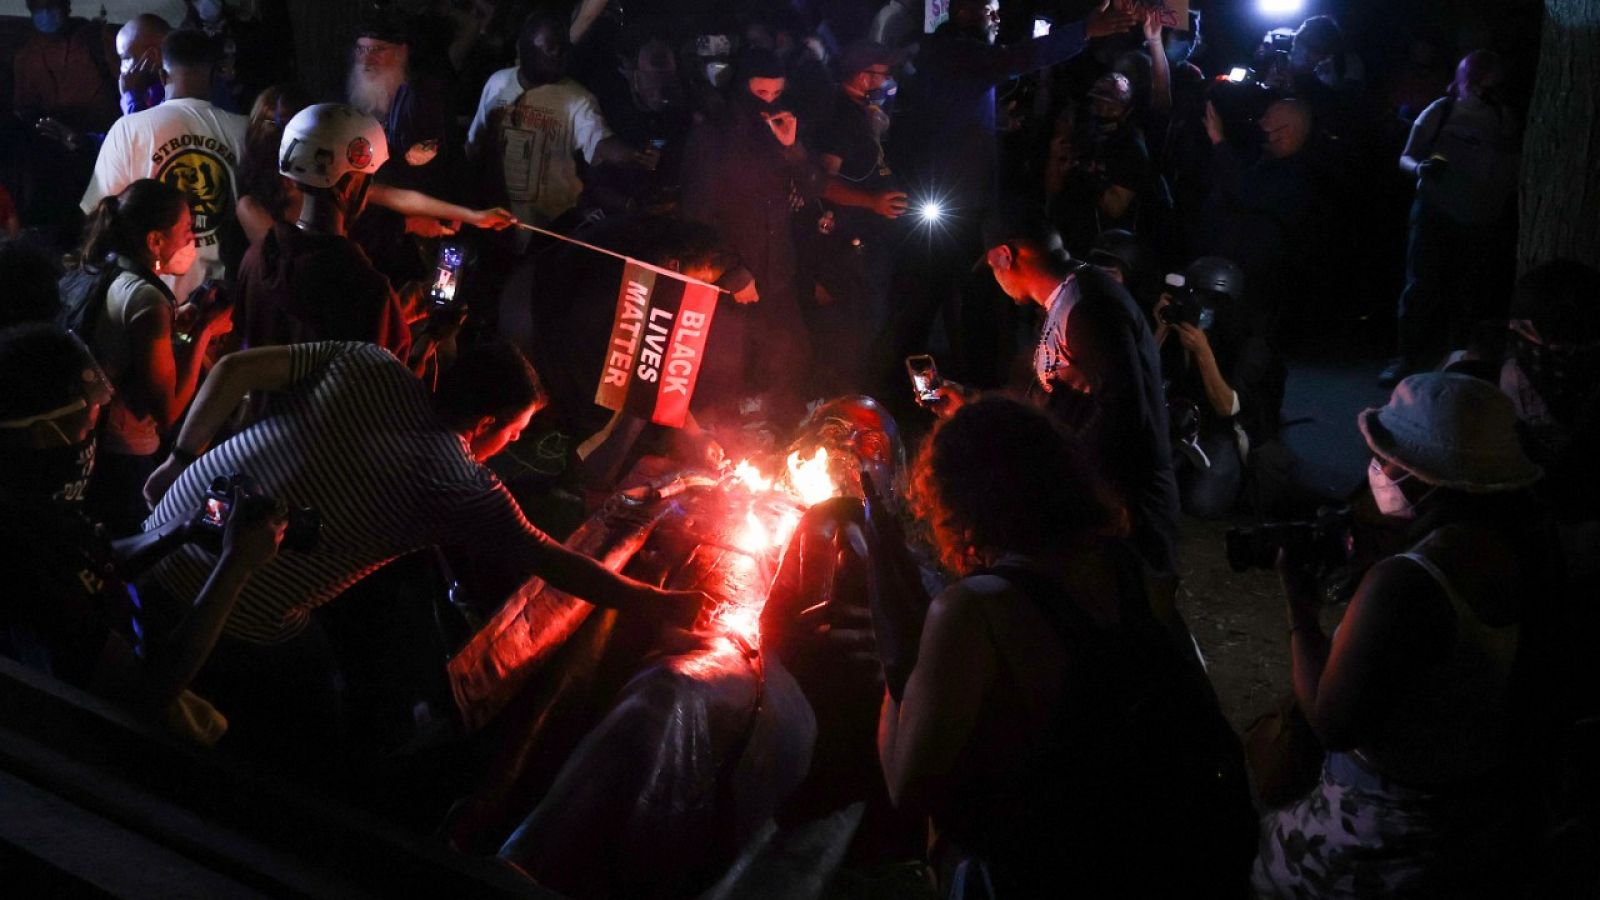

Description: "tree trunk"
1519 0 1600 274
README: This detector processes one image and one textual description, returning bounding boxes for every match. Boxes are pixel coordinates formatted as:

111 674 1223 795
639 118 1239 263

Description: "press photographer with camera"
1153 256 1284 518
137 339 707 757
1200 96 1315 333
0 324 282 746
1255 372 1552 897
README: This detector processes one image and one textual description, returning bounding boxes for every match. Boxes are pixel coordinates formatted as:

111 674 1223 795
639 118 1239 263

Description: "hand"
1276 547 1322 634
1175 322 1213 363
1085 0 1140 39
926 380 971 418
119 51 161 94
144 453 191 510
1204 100 1226 145
220 494 288 571
404 216 460 238
34 117 82 152
732 280 760 305
872 190 909 219
470 207 517 230
1416 156 1447 179
632 144 661 171
1142 6 1164 43
762 111 799 148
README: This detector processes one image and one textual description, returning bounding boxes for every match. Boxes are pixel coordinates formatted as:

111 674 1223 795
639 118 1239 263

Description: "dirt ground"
1171 514 1295 732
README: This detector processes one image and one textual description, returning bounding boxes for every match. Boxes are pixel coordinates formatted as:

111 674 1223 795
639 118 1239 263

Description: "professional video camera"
1206 71 1278 145
193 473 321 554
1225 505 1352 574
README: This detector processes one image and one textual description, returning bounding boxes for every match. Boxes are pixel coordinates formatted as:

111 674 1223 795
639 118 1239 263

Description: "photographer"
1255 373 1549 897
137 340 706 752
1199 97 1315 332
0 324 281 745
1153 256 1284 518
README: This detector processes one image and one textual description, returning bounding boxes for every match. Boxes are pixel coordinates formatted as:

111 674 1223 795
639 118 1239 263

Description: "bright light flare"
734 509 772 553
711 600 762 645
1256 0 1303 16
918 201 943 223
730 459 772 492
786 448 839 507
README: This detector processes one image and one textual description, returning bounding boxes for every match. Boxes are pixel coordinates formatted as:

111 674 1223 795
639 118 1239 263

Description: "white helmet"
278 103 389 189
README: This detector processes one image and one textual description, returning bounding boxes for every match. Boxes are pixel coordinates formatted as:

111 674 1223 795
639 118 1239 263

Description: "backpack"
56 264 119 346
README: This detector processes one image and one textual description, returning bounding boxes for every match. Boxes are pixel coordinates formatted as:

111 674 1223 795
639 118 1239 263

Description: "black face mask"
0 436 97 505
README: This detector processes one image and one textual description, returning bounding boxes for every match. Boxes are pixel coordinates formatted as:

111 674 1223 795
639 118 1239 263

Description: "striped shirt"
144 342 556 644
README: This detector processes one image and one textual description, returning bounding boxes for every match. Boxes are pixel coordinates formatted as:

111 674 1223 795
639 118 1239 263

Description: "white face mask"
162 240 200 276
1368 457 1422 519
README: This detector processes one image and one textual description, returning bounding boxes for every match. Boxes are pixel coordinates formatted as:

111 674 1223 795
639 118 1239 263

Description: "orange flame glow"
785 447 838 506
730 459 772 492
734 509 772 553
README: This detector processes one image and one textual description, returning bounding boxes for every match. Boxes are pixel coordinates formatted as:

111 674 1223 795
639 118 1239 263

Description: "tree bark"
1519 0 1600 274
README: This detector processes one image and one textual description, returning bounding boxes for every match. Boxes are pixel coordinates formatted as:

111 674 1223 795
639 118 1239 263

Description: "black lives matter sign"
595 261 719 428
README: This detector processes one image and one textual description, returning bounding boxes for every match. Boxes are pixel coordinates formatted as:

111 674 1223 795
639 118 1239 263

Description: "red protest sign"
595 259 719 428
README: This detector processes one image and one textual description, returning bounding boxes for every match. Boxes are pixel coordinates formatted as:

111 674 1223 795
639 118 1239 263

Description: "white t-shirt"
1034 276 1086 394
81 97 248 300
466 69 611 228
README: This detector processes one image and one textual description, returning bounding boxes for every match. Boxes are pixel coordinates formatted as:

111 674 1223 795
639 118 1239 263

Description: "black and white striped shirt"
145 342 556 644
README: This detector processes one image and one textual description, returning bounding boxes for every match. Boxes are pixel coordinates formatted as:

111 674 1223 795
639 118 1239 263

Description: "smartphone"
1033 17 1052 38
905 354 942 403
1227 67 1249 83
429 241 465 308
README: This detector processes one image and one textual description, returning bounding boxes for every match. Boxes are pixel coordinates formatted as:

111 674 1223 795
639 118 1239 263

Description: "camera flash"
919 201 942 222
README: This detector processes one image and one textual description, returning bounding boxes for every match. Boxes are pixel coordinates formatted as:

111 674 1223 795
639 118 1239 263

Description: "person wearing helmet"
1152 255 1284 518
1078 72 1152 232
231 102 412 362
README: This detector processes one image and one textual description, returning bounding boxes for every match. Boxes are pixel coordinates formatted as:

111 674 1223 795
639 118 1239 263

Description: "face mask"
162 240 200 277
195 0 225 23
1368 458 1421 519
33 8 65 35
704 61 731 88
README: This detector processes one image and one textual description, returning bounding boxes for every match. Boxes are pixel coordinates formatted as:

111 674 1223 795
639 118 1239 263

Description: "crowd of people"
1 0 1596 897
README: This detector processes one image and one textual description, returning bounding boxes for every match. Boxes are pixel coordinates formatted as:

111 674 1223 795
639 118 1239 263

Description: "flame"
786 447 838 507
730 459 772 492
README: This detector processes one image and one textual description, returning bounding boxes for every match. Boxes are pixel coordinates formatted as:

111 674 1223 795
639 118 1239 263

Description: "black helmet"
1088 228 1142 278
1182 256 1246 298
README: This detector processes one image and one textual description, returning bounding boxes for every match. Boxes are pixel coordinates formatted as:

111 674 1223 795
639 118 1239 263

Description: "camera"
1206 73 1277 143
1225 506 1352 574
1158 274 1215 330
195 473 321 554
